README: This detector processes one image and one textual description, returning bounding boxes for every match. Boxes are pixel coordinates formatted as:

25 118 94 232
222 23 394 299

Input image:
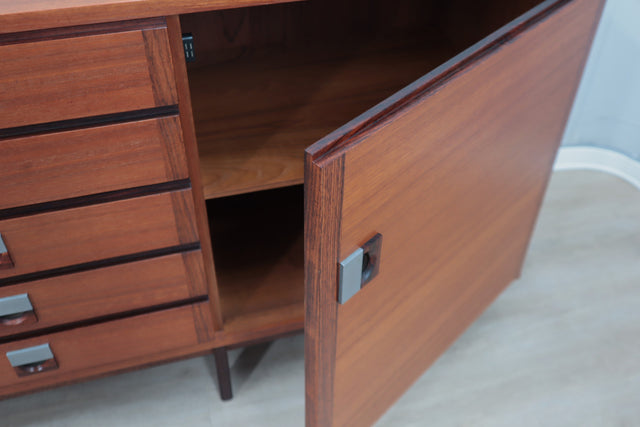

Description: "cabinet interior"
206 186 304 336
180 0 540 340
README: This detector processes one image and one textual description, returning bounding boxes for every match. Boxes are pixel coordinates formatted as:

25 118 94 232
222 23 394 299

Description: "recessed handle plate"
339 248 364 305
338 233 383 304
7 343 54 367
6 343 58 377
0 293 37 329
0 233 13 269
0 294 33 318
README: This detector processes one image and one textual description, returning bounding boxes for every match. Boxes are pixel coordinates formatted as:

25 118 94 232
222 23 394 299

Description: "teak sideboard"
0 0 604 425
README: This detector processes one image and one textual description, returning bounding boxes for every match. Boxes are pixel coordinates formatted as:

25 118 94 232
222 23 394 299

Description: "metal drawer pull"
6 344 58 377
0 294 37 328
0 233 13 269
338 233 383 304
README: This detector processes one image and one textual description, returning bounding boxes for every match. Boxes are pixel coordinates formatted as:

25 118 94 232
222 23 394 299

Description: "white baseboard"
553 146 640 190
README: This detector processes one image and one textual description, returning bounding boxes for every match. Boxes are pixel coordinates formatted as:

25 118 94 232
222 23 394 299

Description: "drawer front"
0 21 177 130
0 251 207 338
0 116 187 211
0 189 198 280
0 302 214 392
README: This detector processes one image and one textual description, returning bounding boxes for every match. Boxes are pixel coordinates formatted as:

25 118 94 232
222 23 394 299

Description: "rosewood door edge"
304 153 345 427
305 0 599 164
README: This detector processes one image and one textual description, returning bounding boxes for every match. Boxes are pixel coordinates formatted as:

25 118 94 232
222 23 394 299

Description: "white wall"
561 0 640 160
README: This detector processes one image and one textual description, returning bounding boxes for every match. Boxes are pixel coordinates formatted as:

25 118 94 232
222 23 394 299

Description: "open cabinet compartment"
179 0 543 344
181 0 541 199
206 186 304 340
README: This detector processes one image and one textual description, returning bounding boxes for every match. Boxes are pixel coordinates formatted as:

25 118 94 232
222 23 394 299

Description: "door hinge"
338 233 382 304
182 33 195 63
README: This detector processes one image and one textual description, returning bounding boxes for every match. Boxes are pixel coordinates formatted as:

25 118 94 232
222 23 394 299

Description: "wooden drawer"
0 19 177 130
0 251 206 338
0 116 187 211
0 302 214 395
0 189 198 280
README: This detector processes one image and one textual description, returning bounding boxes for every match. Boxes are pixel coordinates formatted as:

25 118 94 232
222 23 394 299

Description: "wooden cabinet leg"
213 348 233 401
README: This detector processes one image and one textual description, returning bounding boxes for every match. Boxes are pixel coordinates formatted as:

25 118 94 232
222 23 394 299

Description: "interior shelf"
183 0 542 347
189 40 454 199
207 186 305 341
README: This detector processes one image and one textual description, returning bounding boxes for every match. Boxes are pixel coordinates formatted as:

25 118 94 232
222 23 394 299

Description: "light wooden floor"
1 170 639 426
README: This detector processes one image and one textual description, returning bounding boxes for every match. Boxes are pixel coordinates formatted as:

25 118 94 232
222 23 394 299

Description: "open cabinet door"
304 0 605 426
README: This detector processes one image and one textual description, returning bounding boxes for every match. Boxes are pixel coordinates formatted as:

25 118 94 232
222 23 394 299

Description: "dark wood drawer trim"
0 23 178 129
0 189 199 281
0 116 188 211
0 106 179 140
0 18 167 46
0 243 200 289
0 296 207 345
0 250 208 340
307 0 578 161
0 302 214 394
0 180 190 222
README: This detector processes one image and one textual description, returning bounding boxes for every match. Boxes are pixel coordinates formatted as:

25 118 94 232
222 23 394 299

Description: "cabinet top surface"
0 0 300 35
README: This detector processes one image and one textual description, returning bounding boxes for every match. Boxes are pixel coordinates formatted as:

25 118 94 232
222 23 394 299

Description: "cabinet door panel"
304 0 604 426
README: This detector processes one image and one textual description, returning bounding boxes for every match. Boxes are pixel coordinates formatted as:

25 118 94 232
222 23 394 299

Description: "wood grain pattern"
166 16 224 331
0 189 198 281
0 1 303 35
304 156 344 427
0 22 177 129
0 302 214 397
307 1 576 160
0 117 187 211
190 42 451 198
215 304 303 348
0 251 206 339
0 17 166 45
142 27 181 106
305 0 604 426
